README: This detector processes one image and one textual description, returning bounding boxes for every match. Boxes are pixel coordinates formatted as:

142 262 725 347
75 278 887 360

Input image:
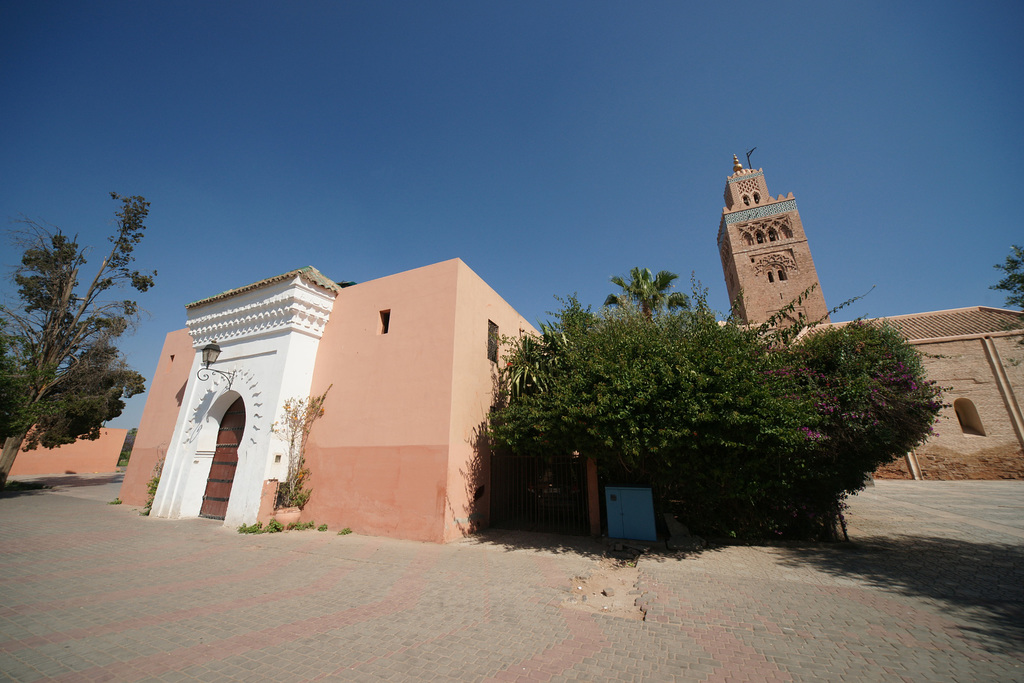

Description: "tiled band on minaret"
717 155 829 325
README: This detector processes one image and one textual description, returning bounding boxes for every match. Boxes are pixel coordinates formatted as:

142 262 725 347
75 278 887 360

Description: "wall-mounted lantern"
201 342 221 367
197 341 234 387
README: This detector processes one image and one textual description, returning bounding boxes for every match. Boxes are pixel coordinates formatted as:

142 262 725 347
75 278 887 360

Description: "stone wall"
874 457 913 480
10 428 127 476
874 333 1024 480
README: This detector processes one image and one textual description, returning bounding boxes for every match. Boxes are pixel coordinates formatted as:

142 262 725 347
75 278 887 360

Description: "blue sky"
2 1 1022 429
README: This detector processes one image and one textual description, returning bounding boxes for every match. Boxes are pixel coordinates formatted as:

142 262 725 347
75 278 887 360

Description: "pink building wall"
120 329 195 506
443 261 534 541
10 427 127 476
120 259 539 541
299 260 459 542
301 259 533 542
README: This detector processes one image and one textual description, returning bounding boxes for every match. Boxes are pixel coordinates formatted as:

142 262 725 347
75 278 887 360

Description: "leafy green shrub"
287 520 316 531
337 527 352 535
237 521 264 534
141 476 159 516
317 524 328 532
108 498 122 505
264 519 284 533
273 387 331 510
141 457 164 517
792 323 942 477
490 288 941 541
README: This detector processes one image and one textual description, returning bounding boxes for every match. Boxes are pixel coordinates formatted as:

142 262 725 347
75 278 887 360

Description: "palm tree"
506 323 568 399
604 267 689 320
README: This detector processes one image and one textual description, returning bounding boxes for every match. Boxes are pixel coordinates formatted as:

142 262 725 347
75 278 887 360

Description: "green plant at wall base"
337 527 352 535
273 385 332 510
237 520 324 534
108 498 122 505
141 457 164 516
142 476 159 516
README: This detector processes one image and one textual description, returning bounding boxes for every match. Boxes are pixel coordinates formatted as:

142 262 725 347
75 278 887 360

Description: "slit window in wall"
778 270 787 282
487 320 499 363
767 271 774 283
379 310 391 335
953 398 986 436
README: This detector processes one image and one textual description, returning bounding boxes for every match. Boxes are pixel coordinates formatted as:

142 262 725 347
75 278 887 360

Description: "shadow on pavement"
3 473 123 498
773 534 1024 652
465 528 609 559
0 484 52 498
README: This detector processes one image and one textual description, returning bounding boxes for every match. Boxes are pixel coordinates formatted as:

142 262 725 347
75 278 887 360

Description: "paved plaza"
1 476 1021 682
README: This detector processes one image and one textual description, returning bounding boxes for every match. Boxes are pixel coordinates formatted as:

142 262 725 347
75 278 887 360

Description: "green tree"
992 244 1024 310
771 321 943 536
492 294 820 537
0 321 30 441
491 288 941 540
119 427 138 466
504 321 577 400
0 193 156 489
604 267 689 320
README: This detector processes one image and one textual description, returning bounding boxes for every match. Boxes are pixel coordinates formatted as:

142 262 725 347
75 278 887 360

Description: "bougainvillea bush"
489 294 942 541
771 321 944 537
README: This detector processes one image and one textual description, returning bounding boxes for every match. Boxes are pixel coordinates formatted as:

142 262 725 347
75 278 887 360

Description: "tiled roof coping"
186 266 342 309
828 306 1023 342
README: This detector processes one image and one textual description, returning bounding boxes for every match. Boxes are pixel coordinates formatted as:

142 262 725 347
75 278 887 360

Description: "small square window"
379 310 391 335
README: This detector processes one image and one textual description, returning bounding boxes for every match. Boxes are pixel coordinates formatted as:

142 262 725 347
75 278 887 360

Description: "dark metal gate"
199 397 245 520
490 453 589 535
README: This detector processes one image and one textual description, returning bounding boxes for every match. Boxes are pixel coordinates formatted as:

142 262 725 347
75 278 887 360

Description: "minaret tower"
717 155 829 325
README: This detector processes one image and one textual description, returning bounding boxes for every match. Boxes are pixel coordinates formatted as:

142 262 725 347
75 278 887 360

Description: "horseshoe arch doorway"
199 396 245 520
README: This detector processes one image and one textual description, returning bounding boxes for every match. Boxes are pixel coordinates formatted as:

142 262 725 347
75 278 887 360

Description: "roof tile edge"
186 266 342 309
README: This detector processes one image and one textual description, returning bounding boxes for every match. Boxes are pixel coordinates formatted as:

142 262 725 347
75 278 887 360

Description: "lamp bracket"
196 366 235 389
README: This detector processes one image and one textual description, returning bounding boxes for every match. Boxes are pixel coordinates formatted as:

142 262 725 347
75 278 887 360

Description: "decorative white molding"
187 277 336 347
182 368 266 455
158 271 335 526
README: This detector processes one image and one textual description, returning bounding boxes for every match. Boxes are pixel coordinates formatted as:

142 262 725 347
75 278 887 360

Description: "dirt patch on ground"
561 557 645 620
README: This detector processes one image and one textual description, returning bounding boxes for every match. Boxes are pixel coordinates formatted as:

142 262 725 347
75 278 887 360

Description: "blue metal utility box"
605 486 657 541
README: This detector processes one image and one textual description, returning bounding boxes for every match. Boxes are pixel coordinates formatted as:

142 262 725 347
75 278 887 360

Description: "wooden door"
199 397 245 520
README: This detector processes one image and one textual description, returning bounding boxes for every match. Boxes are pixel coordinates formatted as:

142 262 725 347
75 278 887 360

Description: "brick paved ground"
1 476 1021 681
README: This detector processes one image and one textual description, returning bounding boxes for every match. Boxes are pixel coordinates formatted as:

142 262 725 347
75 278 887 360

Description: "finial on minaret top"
733 154 743 173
